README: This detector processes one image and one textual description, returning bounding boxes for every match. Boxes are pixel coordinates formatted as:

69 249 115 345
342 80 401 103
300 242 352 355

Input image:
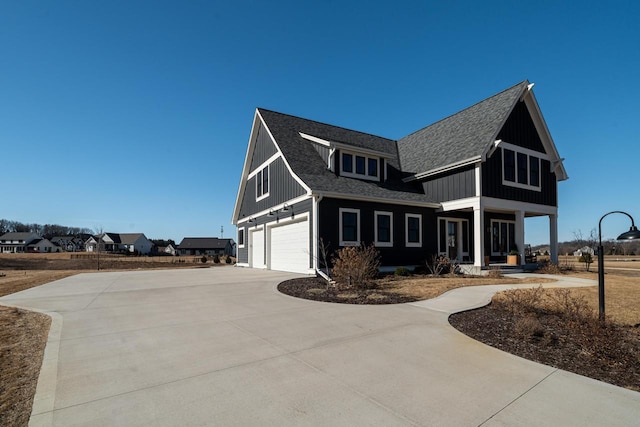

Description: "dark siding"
420 166 475 202
318 197 437 267
497 101 545 153
236 199 313 266
238 157 307 219
312 144 331 166
249 123 278 172
482 149 557 206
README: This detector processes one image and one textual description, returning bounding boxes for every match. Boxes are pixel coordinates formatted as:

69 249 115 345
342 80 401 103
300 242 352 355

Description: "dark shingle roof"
257 109 437 205
397 81 528 175
178 238 233 250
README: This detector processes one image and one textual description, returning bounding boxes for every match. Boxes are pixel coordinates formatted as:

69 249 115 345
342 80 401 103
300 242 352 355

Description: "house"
177 238 235 256
232 81 568 274
27 238 59 253
51 236 86 252
85 233 154 255
156 243 177 256
0 232 48 253
573 246 595 257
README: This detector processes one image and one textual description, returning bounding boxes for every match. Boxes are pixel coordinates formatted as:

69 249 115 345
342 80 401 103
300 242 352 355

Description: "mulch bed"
278 277 419 304
449 305 640 392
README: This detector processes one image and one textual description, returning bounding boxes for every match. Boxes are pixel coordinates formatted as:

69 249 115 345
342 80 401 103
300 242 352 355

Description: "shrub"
494 285 545 315
487 267 503 278
514 315 545 339
225 255 232 264
425 255 459 276
213 254 220 264
578 253 593 272
331 243 380 289
201 255 208 264
394 267 410 276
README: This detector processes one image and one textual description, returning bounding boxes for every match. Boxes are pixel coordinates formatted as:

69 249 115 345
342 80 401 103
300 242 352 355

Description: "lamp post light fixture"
597 211 640 320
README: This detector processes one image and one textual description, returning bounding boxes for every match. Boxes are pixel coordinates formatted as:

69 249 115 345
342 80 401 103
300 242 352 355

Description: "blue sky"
2 1 639 245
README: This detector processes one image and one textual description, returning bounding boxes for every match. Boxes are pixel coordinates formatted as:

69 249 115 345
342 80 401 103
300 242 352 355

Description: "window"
368 158 378 177
339 208 360 246
238 228 245 248
256 165 269 200
405 214 422 247
491 220 516 255
342 153 353 173
340 151 380 181
374 211 393 247
502 147 541 190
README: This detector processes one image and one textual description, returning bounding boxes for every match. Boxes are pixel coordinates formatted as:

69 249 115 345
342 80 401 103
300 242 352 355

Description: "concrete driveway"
1 268 638 426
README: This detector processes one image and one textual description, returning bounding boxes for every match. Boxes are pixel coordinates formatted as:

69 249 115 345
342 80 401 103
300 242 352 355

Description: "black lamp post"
597 211 640 320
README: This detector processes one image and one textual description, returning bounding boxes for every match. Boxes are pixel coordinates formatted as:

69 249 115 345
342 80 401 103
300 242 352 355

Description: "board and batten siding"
238 157 307 218
249 122 278 173
420 166 475 202
236 198 313 265
496 101 546 153
482 149 557 206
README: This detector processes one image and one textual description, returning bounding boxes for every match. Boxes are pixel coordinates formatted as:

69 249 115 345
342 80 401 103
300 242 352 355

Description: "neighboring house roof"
178 238 234 250
118 233 148 245
0 232 41 242
397 81 528 176
257 108 438 205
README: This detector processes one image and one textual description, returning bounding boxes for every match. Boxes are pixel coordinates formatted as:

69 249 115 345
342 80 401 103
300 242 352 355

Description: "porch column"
473 206 484 267
550 213 558 264
515 210 525 265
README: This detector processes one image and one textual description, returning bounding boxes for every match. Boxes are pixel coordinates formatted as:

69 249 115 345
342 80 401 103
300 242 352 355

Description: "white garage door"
269 218 310 274
250 228 265 268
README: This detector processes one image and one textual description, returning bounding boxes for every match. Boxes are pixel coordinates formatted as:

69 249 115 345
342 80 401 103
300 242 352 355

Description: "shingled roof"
397 81 529 176
257 109 438 205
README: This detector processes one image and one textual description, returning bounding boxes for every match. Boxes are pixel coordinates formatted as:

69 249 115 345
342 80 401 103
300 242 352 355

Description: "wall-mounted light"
282 203 289 212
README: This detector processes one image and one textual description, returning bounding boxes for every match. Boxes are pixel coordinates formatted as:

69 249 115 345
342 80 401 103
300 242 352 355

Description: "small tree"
331 243 380 288
213 254 220 264
201 255 208 263
579 253 593 272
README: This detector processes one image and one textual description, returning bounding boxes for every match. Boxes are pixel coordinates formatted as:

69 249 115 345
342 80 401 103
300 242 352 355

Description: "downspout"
313 193 324 276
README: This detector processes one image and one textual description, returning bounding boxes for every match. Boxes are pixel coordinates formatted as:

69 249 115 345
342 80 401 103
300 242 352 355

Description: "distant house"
27 238 59 253
0 232 42 253
155 243 177 256
85 233 154 255
177 238 235 256
573 246 595 257
51 236 86 252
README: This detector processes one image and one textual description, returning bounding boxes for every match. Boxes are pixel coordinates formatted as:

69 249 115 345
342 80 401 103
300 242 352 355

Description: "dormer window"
341 151 379 181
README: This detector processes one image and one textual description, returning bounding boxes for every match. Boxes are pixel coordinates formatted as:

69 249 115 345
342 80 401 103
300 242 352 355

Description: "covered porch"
438 197 558 274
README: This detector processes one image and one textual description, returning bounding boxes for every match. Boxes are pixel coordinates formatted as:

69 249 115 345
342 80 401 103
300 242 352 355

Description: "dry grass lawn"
376 274 554 301
0 270 80 297
0 306 51 427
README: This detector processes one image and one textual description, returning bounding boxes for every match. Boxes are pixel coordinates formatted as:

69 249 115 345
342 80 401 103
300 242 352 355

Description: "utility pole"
221 226 224 238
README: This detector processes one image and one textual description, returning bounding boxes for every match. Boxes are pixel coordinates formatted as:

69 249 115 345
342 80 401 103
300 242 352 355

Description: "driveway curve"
1 268 638 426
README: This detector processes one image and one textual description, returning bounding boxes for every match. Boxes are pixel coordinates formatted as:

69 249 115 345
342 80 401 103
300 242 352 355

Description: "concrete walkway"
1 269 638 426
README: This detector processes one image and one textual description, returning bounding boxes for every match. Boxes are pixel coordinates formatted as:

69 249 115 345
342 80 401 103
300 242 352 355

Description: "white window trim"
256 163 270 202
405 213 422 247
438 217 470 258
340 150 380 181
501 146 542 192
339 208 360 246
374 211 393 247
237 228 245 248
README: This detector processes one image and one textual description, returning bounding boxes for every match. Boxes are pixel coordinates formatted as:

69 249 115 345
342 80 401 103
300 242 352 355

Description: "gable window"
256 164 269 200
502 147 541 191
339 208 360 246
405 214 422 247
374 211 393 247
340 151 380 181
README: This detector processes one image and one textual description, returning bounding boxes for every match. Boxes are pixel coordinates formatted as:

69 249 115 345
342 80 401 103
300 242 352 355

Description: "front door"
447 221 459 261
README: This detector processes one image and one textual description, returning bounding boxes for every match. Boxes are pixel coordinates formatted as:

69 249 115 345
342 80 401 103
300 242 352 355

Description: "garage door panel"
270 219 309 274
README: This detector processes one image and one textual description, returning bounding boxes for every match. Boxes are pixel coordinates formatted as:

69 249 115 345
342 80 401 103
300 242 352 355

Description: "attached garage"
268 217 310 274
249 227 265 268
